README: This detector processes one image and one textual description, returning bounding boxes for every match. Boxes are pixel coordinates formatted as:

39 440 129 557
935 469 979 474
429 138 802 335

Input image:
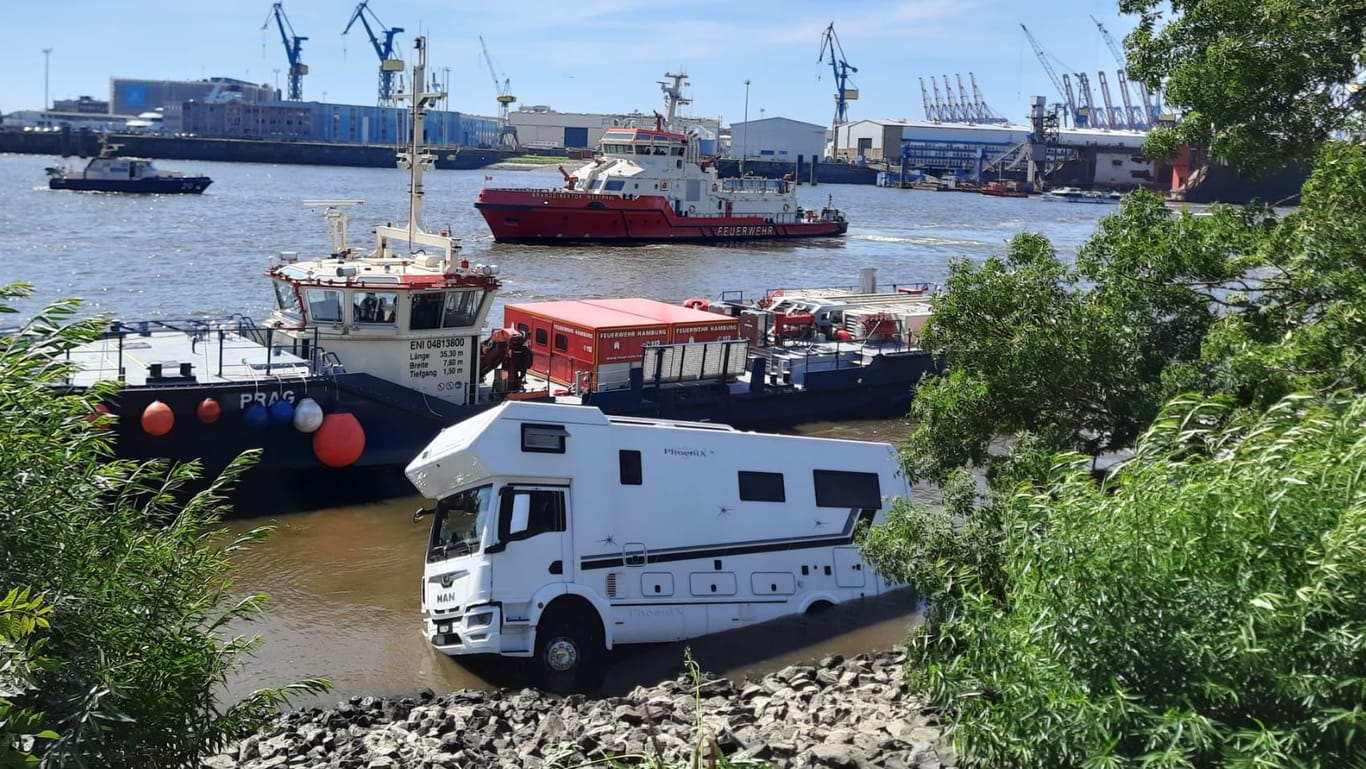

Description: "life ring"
687 205 696 215
756 297 773 309
712 183 718 192
683 297 710 311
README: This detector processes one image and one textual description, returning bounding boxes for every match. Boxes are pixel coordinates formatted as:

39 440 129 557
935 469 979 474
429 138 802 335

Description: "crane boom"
478 36 518 148
263 3 307 101
1020 24 1079 127
343 1 404 106
919 77 935 121
817 22 857 130
1090 15 1157 126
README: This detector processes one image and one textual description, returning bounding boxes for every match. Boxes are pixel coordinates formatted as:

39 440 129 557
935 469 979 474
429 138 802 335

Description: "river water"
1 153 1115 706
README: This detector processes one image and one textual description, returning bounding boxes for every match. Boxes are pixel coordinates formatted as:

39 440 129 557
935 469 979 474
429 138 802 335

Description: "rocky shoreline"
203 649 950 769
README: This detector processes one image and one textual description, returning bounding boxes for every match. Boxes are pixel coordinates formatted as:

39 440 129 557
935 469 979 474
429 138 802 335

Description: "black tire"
533 613 604 694
806 599 834 615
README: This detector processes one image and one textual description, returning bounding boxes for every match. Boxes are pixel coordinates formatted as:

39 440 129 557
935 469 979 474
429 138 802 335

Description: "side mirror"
413 506 433 523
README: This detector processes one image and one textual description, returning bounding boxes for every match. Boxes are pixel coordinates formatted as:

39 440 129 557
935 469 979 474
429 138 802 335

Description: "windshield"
427 485 492 562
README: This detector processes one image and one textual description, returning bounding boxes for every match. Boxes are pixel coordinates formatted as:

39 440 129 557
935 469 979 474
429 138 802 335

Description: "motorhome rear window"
521 423 568 453
738 471 785 502
812 470 881 509
619 450 642 485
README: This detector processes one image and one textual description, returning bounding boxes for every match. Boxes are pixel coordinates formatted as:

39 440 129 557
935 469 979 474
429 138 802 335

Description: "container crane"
1096 70 1123 129
1090 15 1156 128
1021 24 1077 127
817 22 858 130
919 77 938 121
1076 71 1105 129
343 1 404 107
478 36 518 148
263 2 307 101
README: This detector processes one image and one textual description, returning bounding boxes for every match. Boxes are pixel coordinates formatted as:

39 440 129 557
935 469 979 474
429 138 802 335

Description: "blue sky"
2 0 1150 128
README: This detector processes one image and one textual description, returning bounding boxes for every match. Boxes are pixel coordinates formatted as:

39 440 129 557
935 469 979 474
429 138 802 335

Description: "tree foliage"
1120 0 1366 172
0 285 327 768
866 392 1366 768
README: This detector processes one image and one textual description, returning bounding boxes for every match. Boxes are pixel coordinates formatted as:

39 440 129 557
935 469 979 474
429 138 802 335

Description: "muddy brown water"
220 417 931 707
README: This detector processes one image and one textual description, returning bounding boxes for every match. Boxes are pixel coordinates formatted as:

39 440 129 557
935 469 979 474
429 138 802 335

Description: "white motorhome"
405 401 909 690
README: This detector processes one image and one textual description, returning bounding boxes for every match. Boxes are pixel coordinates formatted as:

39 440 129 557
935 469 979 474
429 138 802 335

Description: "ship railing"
232 317 335 376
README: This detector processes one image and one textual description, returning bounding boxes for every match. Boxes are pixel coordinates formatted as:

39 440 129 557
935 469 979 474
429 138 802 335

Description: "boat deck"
62 322 314 388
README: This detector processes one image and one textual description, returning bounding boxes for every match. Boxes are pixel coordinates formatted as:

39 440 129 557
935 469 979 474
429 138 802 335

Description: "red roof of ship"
505 298 724 329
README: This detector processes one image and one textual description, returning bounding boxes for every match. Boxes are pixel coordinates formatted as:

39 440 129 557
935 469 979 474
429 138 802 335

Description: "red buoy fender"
313 412 365 468
196 397 221 424
141 400 174 436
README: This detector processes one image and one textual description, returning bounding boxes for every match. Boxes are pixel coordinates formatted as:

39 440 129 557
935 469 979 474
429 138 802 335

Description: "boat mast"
397 35 442 241
659 71 689 131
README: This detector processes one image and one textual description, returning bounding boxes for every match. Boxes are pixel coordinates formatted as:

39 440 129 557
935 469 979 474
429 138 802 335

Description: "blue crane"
817 22 858 129
343 1 405 106
262 3 307 101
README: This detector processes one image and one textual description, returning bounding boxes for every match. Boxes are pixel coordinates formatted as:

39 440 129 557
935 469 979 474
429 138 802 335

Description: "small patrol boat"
46 142 212 194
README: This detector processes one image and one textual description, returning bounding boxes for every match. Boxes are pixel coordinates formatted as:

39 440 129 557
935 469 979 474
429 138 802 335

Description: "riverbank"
202 648 950 769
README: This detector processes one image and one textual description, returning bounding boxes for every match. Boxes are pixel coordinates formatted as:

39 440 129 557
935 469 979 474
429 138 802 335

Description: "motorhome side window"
497 489 565 542
521 423 568 453
619 450 642 485
738 471 785 502
812 469 882 509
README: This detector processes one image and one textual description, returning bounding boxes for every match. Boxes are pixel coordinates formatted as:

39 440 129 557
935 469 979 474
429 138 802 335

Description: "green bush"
0 285 326 768
864 393 1366 768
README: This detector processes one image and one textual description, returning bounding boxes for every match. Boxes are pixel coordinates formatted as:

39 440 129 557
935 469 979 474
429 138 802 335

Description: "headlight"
467 611 494 628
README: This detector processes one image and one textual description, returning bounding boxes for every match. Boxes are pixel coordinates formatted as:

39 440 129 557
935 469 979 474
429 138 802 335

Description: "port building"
727 117 826 164
835 119 1155 188
510 105 721 152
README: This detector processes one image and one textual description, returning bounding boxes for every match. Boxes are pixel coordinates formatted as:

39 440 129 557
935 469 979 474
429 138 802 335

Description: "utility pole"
741 79 750 175
42 48 52 113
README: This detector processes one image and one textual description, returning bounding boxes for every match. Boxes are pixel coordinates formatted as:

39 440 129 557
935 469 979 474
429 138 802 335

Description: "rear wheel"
534 609 603 694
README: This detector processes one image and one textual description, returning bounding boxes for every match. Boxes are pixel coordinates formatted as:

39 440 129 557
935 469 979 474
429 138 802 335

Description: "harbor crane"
343 1 405 107
817 22 858 129
263 2 307 101
1021 24 1078 127
478 36 518 148
1090 15 1157 127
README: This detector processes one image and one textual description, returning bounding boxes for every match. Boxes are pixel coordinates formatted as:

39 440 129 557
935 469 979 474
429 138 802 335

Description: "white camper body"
405 401 908 688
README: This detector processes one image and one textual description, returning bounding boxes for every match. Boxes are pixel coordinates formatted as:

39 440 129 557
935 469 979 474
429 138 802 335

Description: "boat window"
604 180 626 191
305 288 344 323
428 484 492 562
590 179 603 190
410 292 444 330
738 471 786 502
635 145 651 155
553 332 568 352
534 328 547 346
441 290 482 328
619 450 642 485
273 281 302 316
812 469 882 509
354 290 397 324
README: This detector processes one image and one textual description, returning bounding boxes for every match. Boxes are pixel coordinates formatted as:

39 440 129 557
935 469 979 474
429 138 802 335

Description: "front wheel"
534 617 603 694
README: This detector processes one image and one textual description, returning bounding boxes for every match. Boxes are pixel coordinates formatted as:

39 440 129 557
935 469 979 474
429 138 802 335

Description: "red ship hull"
475 189 848 244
